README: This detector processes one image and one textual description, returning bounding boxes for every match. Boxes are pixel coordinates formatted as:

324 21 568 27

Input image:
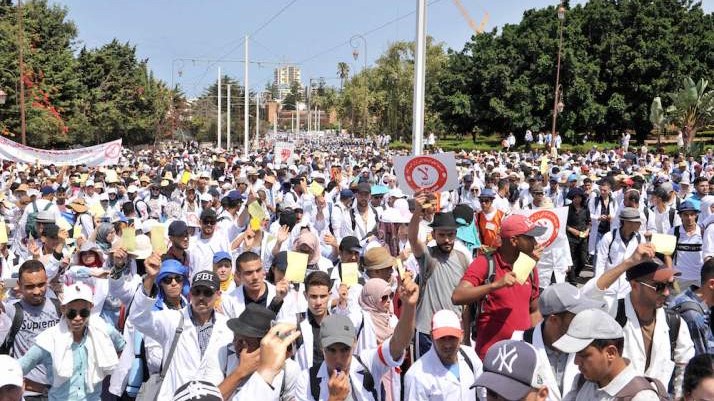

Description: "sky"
50 0 714 99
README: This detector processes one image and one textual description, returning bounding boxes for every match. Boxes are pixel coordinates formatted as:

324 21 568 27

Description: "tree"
664 77 714 151
282 81 302 110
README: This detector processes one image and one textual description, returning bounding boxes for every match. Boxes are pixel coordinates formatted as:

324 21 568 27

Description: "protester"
681 353 714 401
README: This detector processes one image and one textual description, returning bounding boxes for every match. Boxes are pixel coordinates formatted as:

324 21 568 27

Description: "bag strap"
309 364 322 401
669 208 676 227
673 226 681 264
42 202 52 211
614 376 665 400
665 308 681 362
2 303 24 356
354 354 379 401
523 326 536 344
459 348 474 373
160 314 185 379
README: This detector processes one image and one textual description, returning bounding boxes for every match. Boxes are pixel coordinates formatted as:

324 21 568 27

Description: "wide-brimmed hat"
68 198 88 214
429 212 458 230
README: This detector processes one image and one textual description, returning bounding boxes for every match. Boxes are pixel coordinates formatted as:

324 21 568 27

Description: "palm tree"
337 62 350 92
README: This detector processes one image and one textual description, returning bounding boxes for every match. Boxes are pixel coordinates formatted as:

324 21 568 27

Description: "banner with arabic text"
0 137 122 167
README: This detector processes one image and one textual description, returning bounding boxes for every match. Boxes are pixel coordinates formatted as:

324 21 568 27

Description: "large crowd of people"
1 135 714 401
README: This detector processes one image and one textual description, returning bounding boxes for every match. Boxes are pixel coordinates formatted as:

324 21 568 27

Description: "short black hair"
683 354 714 396
701 259 714 285
694 176 709 185
18 260 46 282
305 270 330 291
235 251 261 273
590 338 624 355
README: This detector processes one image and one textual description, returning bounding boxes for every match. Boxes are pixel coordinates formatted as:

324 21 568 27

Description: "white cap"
310 171 325 180
431 309 463 339
127 185 138 193
62 282 94 306
200 193 213 202
387 188 405 199
85 180 95 187
98 193 109 201
0 355 23 388
552 308 624 353
106 187 117 195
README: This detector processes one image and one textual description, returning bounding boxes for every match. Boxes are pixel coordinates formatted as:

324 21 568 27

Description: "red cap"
500 214 547 239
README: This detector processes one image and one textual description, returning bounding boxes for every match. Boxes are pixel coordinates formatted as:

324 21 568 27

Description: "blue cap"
567 173 578 182
339 189 354 199
40 186 56 195
212 251 232 264
225 190 244 201
371 185 389 196
677 200 700 214
479 188 496 199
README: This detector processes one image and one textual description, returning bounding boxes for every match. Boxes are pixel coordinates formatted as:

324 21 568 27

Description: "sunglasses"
637 281 674 293
381 293 394 303
202 220 217 226
66 308 91 320
479 199 493 203
161 275 184 285
190 287 215 298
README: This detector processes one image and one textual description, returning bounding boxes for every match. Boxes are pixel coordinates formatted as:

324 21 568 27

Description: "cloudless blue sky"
51 0 713 98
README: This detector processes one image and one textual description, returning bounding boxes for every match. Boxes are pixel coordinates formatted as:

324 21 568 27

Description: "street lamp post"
350 35 367 137
550 2 566 153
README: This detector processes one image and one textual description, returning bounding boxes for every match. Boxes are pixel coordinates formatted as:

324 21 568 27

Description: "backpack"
614 298 680 362
0 298 61 356
643 207 675 228
606 229 642 264
458 348 479 399
309 355 378 401
25 201 52 238
671 225 702 265
572 374 669 401
349 205 380 238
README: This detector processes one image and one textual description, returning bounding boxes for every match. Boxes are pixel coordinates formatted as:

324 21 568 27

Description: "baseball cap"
320 314 356 348
471 340 548 399
0 355 23 388
199 192 213 202
62 282 94 305
552 308 624 353
538 283 605 316
339 236 362 253
191 271 220 292
339 189 355 199
212 251 232 265
500 214 546 239
625 259 679 282
356 182 371 194
431 309 463 339
479 188 496 199
168 220 189 237
127 184 138 193
40 185 56 196
363 247 396 271
678 200 700 214
227 303 276 338
173 381 223 401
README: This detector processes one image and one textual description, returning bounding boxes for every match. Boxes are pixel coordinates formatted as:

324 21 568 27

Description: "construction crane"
452 0 490 34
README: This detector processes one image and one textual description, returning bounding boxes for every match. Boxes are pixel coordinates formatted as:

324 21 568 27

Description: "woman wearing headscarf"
94 222 116 255
292 229 333 273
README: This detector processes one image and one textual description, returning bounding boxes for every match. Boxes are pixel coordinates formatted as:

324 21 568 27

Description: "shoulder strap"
673 226 681 264
665 308 681 362
607 229 618 264
672 300 705 315
615 376 666 401
2 303 24 356
643 207 650 221
669 208 676 226
354 354 379 401
31 200 38 213
615 298 627 327
349 207 356 231
43 202 52 211
160 314 185 379
458 348 474 373
523 326 536 344
49 297 61 315
309 364 322 401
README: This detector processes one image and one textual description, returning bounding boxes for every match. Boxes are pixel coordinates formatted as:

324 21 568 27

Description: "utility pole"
411 0 427 155
18 0 26 145
255 91 260 146
243 35 249 156
227 84 231 150
217 67 222 149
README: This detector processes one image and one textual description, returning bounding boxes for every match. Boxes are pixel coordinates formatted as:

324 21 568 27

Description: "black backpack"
614 298 679 361
309 355 378 400
0 298 61 355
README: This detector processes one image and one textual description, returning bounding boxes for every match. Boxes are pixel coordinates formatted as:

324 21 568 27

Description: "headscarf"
155 259 189 311
95 223 114 252
358 278 394 344
293 230 320 265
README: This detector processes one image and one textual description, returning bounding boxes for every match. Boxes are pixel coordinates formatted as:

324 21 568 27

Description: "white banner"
393 152 458 195
274 142 295 164
513 206 569 248
0 137 122 167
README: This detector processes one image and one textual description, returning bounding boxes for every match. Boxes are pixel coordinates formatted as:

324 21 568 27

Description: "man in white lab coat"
404 309 484 401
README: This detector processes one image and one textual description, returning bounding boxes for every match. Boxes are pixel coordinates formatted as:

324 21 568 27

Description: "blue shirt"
672 287 714 356
19 322 125 401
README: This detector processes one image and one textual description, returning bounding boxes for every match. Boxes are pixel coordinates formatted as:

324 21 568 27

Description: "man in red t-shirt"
452 214 545 359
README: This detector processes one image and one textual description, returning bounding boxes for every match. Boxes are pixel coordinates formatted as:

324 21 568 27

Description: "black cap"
339 236 362 253
191 271 220 291
226 303 276 338
168 220 189 237
200 208 217 221
272 251 288 272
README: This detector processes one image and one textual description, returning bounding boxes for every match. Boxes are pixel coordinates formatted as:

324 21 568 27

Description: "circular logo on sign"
404 156 448 193
104 143 121 159
280 148 292 162
528 210 560 248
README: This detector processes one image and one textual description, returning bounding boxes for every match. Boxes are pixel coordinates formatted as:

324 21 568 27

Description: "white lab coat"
588 195 618 254
536 233 572 287
404 345 483 401
594 230 643 314
129 289 233 401
512 323 578 401
221 281 297 322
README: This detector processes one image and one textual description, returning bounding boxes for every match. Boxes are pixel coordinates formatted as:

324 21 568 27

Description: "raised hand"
492 271 518 289
327 369 350 401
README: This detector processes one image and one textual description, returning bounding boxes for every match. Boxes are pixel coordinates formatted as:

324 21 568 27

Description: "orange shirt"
477 209 504 248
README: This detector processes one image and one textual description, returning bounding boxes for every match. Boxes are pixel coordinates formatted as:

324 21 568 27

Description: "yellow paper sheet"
122 229 137 252
247 202 266 221
88 202 105 218
150 225 168 255
540 155 548 175
285 251 308 283
73 224 82 239
650 233 676 256
309 181 325 196
0 221 8 244
341 262 359 287
249 217 262 231
396 258 405 279
180 171 191 185
513 252 537 284
80 173 88 183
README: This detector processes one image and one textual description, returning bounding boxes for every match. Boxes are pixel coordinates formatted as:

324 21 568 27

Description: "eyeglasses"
637 281 674 293
66 308 91 320
190 287 215 298
161 275 184 285
381 293 394 302
202 220 217 226
532 192 544 195
479 199 493 203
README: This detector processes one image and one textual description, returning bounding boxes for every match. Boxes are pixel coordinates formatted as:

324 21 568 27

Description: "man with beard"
409 191 470 357
164 220 191 267
346 182 379 244
188 208 230 278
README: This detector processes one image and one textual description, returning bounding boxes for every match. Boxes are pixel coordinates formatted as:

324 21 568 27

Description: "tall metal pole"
255 91 260 145
244 35 249 156
227 84 231 150
296 100 300 136
18 0 26 145
550 2 566 153
217 67 222 149
411 0 427 156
